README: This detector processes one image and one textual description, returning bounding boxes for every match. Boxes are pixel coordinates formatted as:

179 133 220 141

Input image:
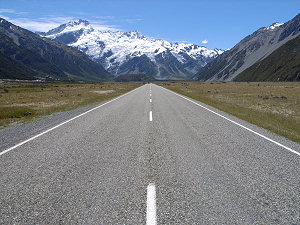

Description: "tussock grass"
0 106 35 119
0 81 142 126
157 82 300 143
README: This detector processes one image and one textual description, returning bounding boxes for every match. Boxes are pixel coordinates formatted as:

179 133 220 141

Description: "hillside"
235 34 300 81
0 18 111 81
193 13 300 81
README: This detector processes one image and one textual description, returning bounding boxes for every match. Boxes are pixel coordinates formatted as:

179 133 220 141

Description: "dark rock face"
279 13 300 41
0 18 110 81
118 54 158 77
235 34 300 81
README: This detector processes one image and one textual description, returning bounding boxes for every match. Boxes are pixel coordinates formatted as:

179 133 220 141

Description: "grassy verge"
156 82 300 143
0 81 143 127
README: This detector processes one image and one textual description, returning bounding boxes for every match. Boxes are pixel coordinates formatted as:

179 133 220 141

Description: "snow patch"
264 22 284 30
41 19 224 73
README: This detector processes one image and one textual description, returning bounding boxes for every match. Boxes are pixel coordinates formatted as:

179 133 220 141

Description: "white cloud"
38 16 75 24
201 40 208 44
1 15 119 32
0 9 15 13
92 16 115 20
4 17 66 32
0 8 28 16
124 18 143 24
91 23 119 32
0 14 10 20
0 9 64 31
0 9 136 32
89 19 119 31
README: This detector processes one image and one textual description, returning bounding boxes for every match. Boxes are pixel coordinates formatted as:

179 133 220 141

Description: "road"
1 83 300 224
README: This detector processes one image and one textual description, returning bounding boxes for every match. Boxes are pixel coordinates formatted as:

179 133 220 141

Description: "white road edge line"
160 85 300 157
149 111 153 121
0 85 145 157
147 183 157 225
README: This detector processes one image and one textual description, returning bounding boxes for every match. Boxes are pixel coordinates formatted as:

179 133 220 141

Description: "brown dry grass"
157 82 300 143
0 82 142 126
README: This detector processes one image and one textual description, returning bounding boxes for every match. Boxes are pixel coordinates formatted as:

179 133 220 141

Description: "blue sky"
0 0 300 50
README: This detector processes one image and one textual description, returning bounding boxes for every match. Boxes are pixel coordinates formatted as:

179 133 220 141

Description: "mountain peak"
194 13 300 82
123 30 145 39
40 20 224 80
67 19 90 27
38 19 93 39
264 22 284 30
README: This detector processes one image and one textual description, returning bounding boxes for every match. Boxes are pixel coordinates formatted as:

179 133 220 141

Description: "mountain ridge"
235 34 300 81
0 18 110 81
193 13 300 81
39 20 224 80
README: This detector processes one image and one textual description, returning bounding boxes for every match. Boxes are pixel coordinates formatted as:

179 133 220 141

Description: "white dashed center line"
149 111 153 121
146 183 157 225
150 99 152 103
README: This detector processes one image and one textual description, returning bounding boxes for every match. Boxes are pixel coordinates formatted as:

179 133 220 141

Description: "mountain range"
193 13 300 81
0 18 110 81
38 20 223 80
1 13 300 82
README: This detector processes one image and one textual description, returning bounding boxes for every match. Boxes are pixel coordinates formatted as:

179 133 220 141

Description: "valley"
1 1 300 223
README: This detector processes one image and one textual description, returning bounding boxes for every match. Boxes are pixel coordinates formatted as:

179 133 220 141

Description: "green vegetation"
157 82 300 143
0 106 36 120
0 81 142 126
235 35 300 81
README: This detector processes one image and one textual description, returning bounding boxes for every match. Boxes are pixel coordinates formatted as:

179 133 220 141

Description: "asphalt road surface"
1 84 300 224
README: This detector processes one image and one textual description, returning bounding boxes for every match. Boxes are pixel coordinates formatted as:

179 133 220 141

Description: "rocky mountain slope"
235 34 300 81
193 13 300 81
0 18 110 81
39 20 223 80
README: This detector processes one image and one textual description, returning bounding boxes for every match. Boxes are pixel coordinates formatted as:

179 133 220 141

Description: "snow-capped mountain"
0 18 109 81
38 20 224 80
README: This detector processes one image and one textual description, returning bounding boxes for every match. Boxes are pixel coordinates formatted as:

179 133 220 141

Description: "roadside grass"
0 82 143 127
157 82 300 143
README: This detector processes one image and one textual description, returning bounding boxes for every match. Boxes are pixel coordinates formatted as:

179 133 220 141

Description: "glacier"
39 19 224 80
